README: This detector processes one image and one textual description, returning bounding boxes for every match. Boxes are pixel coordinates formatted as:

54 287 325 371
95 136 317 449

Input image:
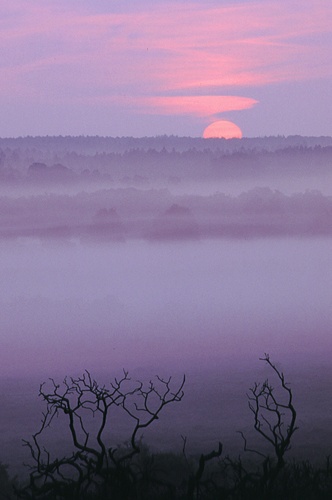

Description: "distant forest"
0 135 332 241
0 135 332 183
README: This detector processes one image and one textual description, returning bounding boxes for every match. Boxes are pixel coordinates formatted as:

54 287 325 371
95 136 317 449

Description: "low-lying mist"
1 237 332 377
1 136 332 475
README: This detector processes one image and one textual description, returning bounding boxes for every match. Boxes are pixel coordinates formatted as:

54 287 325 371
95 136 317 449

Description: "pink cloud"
124 96 258 117
0 0 330 118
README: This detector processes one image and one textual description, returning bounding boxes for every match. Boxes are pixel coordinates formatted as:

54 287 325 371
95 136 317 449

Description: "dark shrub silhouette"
17 371 185 499
15 357 332 499
0 461 17 499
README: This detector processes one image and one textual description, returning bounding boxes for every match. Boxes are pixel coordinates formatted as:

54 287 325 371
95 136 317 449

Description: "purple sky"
1 0 331 138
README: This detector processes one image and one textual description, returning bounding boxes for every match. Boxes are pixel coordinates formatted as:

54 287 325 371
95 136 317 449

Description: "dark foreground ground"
1 357 332 499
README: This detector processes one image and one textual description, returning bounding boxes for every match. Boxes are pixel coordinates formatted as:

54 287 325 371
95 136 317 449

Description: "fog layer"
1 136 332 472
1 236 332 377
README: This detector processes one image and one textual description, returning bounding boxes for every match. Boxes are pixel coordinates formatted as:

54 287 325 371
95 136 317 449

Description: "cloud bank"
0 0 330 136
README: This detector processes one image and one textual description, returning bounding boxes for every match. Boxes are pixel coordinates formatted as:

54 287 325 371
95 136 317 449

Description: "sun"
203 120 243 139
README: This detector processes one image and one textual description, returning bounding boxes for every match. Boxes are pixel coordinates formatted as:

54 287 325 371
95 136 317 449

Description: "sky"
0 0 331 138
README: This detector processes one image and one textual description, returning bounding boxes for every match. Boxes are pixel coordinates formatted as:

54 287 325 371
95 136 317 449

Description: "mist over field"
1 135 332 477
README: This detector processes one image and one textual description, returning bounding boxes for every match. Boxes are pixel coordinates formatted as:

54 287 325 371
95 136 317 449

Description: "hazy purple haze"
1 137 332 476
1 0 332 486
